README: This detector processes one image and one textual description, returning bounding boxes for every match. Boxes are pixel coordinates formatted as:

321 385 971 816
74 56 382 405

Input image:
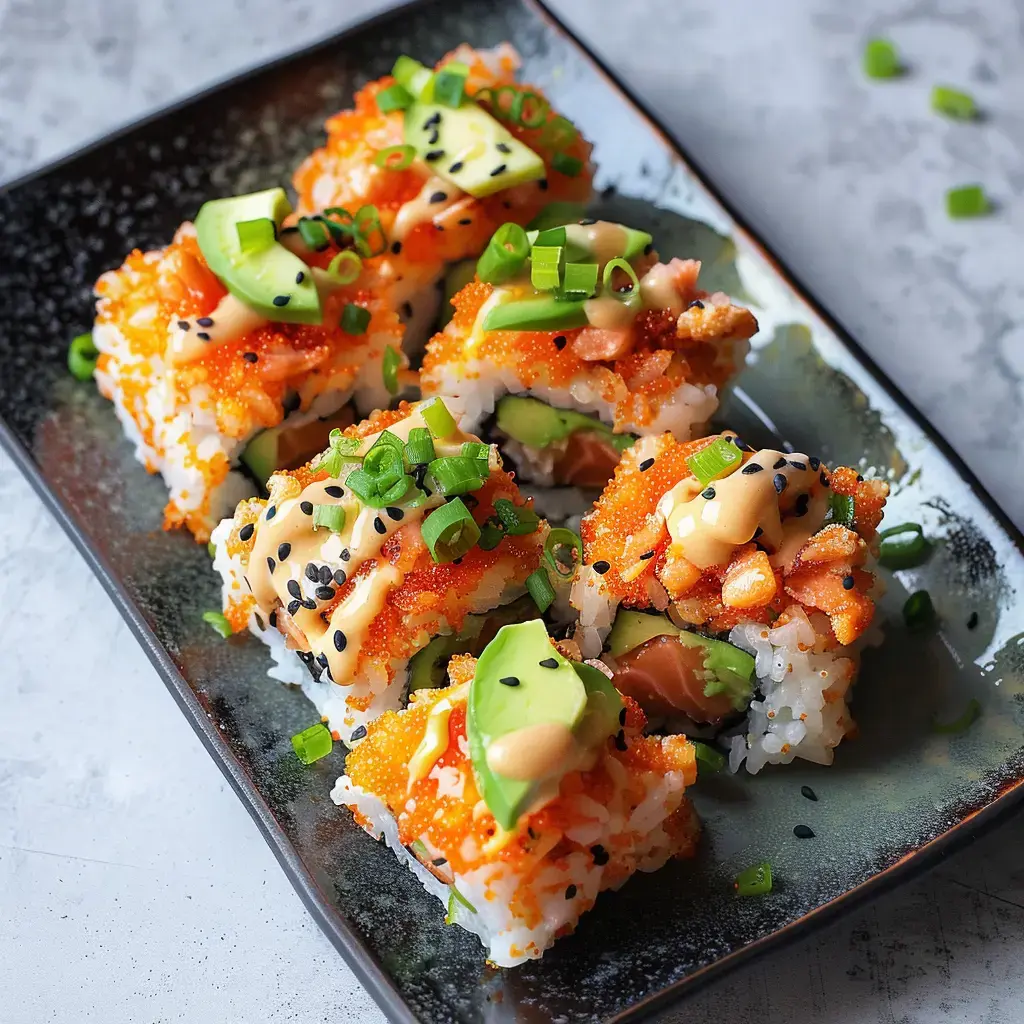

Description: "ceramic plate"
1 1 1023 1021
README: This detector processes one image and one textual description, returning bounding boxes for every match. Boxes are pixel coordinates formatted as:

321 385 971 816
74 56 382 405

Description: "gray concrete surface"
2 1 1023 1021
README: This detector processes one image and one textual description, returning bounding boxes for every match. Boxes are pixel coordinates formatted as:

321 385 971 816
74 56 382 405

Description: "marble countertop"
2 0 1023 1021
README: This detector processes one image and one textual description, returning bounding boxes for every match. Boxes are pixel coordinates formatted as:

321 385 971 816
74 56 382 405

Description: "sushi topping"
734 862 773 896
202 610 233 638
68 332 99 380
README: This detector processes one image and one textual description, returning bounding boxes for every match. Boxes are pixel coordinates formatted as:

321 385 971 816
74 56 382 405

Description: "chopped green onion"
877 522 931 570
543 528 583 578
532 226 566 246
376 83 413 114
346 467 412 509
477 223 530 284
314 429 362 476
409 839 429 858
526 567 556 612
364 437 405 487
341 303 371 335
903 589 936 631
298 217 331 251
428 456 485 496
379 475 412 505
449 883 476 912
541 115 579 150
404 428 436 466
68 332 99 380
562 261 599 298
369 429 405 454
321 206 356 243
947 184 990 219
602 256 641 306
374 144 417 170
825 492 856 528
291 723 334 765
932 697 981 735
685 437 743 487
382 345 401 396
692 741 726 773
208 541 216 559
422 398 458 439
494 498 540 536
325 249 363 285
353 204 387 257
460 441 491 476
863 38 901 79
478 520 505 551
433 68 467 108
551 152 583 177
531 244 564 291
479 83 519 120
445 882 477 923
312 504 346 533
235 217 276 253
328 428 362 453
422 498 481 562
392 55 433 100
932 84 976 120
202 610 233 638
734 862 773 896
510 90 549 128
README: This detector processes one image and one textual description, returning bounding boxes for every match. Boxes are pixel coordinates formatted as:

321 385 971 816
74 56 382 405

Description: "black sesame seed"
499 676 520 687
278 542 291 561
639 550 656 560
391 240 403 255
268 611 277 628
287 600 301 615
591 845 610 866
639 458 655 472
425 149 445 162
809 456 821 470
287 579 302 599
333 630 347 652
458 217 472 226
733 437 754 452
820 470 830 488
273 295 290 307
742 463 764 475
318 565 333 585
302 597 317 610
578 218 596 226
197 317 214 327
794 493 810 517
431 857 447 867
856 474 864 482
386 506 404 521
295 271 305 284
242 352 258 363
801 785 818 802
239 523 254 541
341 549 351 562
429 191 448 204
773 457 787 470
614 730 628 751
788 460 807 471
350 725 367 742
177 320 190 331
489 164 507 177
496 142 511 154
686 299 705 310
773 473 787 494
593 560 611 575
267 556 276 573
325 485 344 498
448 160 464 173
333 569 347 587
793 824 816 839
373 517 387 535
197 332 211 341
427 128 440 145
305 563 320 582
424 111 442 128
842 574 856 590
702 486 716 500
300 501 314 516
315 586 336 601
266 505 277 520
967 611 979 630
538 178 549 190
565 884 577 900
554 335 567 350
539 658 559 669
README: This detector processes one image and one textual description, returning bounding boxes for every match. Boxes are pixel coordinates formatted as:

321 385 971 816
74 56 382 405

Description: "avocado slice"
572 661 625 749
467 620 590 831
525 202 589 233
241 408 355 488
404 101 545 199
481 295 588 333
606 610 756 712
195 188 321 325
495 395 629 452
440 259 478 328
525 221 653 264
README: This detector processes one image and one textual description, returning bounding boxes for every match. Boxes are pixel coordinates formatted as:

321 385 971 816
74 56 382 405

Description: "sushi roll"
212 399 551 744
420 220 757 488
571 432 889 772
93 187 403 540
292 45 595 346
332 621 700 966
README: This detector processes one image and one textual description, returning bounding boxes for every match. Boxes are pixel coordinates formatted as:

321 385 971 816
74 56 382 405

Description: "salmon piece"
552 430 624 489
785 566 874 646
611 635 736 724
572 326 634 361
721 545 778 610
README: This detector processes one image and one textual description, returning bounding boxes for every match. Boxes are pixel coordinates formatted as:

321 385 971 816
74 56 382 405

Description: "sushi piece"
292 45 595 346
420 220 757 488
93 187 403 540
571 432 889 773
212 399 550 744
332 621 699 966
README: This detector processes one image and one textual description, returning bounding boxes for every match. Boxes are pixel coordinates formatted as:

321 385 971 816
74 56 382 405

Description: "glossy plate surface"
1 2 1023 1021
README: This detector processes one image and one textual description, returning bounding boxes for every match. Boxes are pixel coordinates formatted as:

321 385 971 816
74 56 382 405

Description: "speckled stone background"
2 1 1023 1022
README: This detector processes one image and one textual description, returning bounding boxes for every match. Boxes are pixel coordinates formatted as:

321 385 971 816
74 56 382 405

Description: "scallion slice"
551 152 583 177
525 567 556 612
382 345 401 396
321 206 356 243
460 441 491 477
445 882 477 923
449 883 477 912
541 115 579 150
531 244 564 291
931 84 977 120
291 723 334 765
543 528 583 578
353 204 387 257
477 223 530 284
685 437 743 487
478 520 505 551
561 261 599 298
312 504 346 533
341 303 371 335
532 226 567 246
510 90 549 128
692 741 726 773
494 498 540 536
298 217 331 251
373 144 417 170
404 427 436 466
325 249 362 285
825 492 856 528
422 398 458 438
903 589 936 631
602 256 641 307
68 332 99 380
208 541 217 559
433 68 467 108
314 429 362 476
877 522 931 569
734 862 773 896
376 83 413 114
947 184 990 219
391 55 433 100
235 217 276 253
863 38 901 79
932 697 981 735
428 456 485 496
484 84 520 120
422 498 481 562
202 610 233 639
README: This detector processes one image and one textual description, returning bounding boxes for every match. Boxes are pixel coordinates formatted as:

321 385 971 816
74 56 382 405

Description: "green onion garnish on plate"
421 398 458 439
685 436 743 488
932 697 981 735
68 332 99 380
325 249 362 285
877 522 931 569
375 83 413 114
312 504 346 533
477 222 530 284
946 184 990 218
543 528 583 578
202 610 233 639
551 152 583 177
340 303 371 335
404 427 436 466
903 589 936 631
428 456 485 496
525 566 556 612
291 723 334 765
692 741 726 773
235 217 276 253
863 38 901 79
734 862 773 896
422 498 481 562
494 498 540 536
931 84 976 120
373 144 417 170
382 344 401 396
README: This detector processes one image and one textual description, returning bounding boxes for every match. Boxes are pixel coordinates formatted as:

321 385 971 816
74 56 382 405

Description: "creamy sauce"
485 720 578 781
392 174 465 242
661 444 825 570
639 262 684 316
564 221 631 266
583 295 639 331
408 697 455 786
167 293 268 365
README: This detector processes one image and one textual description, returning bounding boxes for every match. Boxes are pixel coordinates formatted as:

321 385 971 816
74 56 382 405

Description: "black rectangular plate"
2 2 1024 1022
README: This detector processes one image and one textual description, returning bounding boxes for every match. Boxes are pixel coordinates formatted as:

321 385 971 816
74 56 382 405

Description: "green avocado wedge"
195 188 321 324
495 395 632 453
481 295 589 333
